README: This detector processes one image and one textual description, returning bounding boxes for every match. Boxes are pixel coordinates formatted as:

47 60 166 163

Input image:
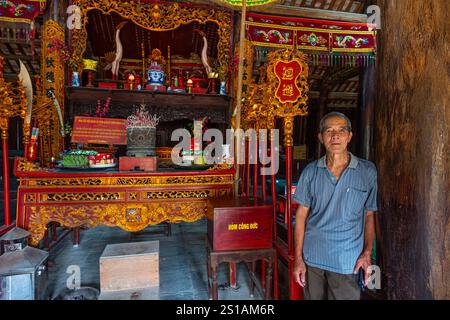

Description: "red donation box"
207 198 273 251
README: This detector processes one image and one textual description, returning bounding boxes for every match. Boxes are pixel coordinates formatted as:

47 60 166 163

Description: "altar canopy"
247 13 377 66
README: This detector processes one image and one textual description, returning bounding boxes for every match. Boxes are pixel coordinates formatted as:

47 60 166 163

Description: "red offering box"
98 82 118 89
207 198 273 251
193 87 207 94
119 157 157 172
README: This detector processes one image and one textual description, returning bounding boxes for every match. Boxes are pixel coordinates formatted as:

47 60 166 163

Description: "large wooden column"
375 0 449 299
359 64 375 160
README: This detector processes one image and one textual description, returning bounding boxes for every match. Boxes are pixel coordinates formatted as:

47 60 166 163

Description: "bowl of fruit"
88 153 117 168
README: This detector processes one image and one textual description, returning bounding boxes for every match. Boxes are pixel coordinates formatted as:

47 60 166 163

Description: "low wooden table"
206 238 275 300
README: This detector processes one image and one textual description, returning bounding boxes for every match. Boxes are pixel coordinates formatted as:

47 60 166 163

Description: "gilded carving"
266 49 309 119
25 194 36 203
16 170 234 188
71 1 231 80
116 175 233 186
39 20 65 161
32 178 104 186
128 192 138 200
28 201 208 245
145 188 231 200
0 70 27 139
16 157 48 172
207 163 234 171
266 49 309 147
43 192 124 202
283 117 295 147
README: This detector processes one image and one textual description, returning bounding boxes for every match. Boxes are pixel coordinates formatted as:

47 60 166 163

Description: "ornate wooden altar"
14 158 234 246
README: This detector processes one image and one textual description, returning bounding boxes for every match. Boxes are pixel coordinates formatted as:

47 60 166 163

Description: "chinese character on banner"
274 60 302 104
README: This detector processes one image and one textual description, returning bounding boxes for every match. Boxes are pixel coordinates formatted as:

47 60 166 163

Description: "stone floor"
46 219 263 300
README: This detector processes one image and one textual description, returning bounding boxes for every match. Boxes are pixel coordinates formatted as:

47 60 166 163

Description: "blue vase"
148 69 165 86
71 72 80 87
220 81 226 95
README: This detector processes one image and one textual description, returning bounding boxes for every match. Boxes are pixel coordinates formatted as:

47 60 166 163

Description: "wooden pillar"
316 87 329 158
359 64 376 160
375 0 449 299
1 119 11 226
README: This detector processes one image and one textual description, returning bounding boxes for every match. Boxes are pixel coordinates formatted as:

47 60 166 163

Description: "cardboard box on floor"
99 241 159 299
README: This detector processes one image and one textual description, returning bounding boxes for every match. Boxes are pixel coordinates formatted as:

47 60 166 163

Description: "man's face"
318 116 353 154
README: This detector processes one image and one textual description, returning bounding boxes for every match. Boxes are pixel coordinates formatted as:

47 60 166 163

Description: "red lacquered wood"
207 198 273 251
241 140 247 196
286 146 293 255
261 138 267 202
246 140 250 197
14 156 236 247
14 157 235 179
119 156 157 171
270 147 277 240
2 137 10 225
240 162 245 196
273 252 279 300
253 137 258 199
47 131 52 162
229 263 237 288
39 134 44 167
261 259 267 291
275 236 303 300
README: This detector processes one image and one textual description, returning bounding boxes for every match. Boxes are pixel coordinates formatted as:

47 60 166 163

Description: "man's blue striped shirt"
293 152 378 274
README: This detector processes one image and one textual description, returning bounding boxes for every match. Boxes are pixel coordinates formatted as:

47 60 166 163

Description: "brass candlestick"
83 59 98 87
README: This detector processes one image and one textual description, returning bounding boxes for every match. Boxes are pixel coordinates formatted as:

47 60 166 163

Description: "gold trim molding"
23 175 234 187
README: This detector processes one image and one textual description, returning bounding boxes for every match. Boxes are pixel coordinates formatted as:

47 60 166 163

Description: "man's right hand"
293 259 307 287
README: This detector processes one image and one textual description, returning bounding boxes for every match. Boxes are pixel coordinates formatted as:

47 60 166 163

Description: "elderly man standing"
292 112 378 300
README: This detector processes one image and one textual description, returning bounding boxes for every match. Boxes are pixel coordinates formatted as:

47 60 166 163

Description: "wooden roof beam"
252 3 368 23
0 54 34 61
182 0 367 22
308 91 359 99
327 103 357 109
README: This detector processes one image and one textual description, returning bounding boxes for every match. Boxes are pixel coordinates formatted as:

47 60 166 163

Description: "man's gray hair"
319 112 352 133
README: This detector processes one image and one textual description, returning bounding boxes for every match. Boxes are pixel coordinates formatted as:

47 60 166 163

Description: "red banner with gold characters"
274 60 303 104
0 0 46 24
71 116 127 145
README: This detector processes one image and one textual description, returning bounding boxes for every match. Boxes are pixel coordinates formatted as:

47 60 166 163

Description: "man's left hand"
353 252 371 285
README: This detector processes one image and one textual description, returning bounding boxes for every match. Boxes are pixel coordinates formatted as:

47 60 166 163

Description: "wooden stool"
206 238 275 300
